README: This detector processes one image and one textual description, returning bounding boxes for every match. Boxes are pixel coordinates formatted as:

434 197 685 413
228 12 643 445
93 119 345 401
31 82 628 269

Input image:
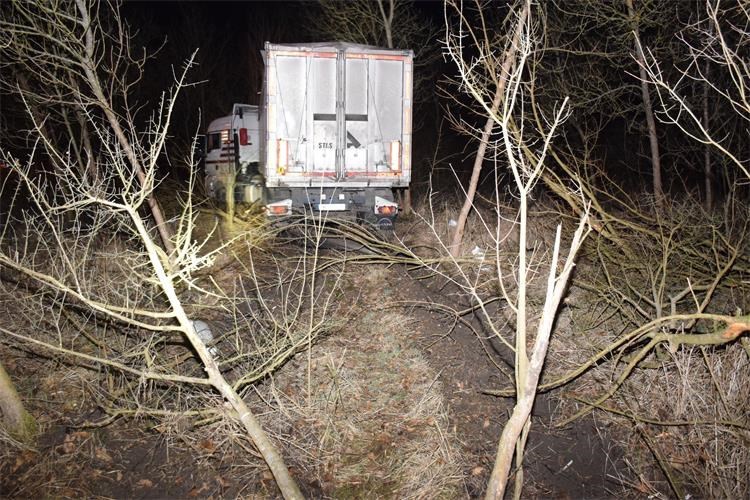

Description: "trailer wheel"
377 217 395 231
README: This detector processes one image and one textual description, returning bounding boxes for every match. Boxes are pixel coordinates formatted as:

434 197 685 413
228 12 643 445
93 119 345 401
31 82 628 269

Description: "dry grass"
544 307 750 498
0 339 271 498
0 194 343 496
1 207 464 498
5 183 745 499
401 195 527 257
260 266 464 498
541 197 750 498
398 194 749 498
611 343 750 498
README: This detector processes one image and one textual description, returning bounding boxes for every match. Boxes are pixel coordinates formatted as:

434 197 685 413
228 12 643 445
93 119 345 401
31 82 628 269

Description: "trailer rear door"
273 51 338 176
344 54 406 176
264 43 412 186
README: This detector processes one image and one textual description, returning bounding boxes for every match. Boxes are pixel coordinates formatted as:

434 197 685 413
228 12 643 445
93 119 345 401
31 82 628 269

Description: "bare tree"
0 1 330 497
626 0 665 207
638 0 750 183
477 6 750 495
441 2 591 497
0 0 176 257
0 122 306 499
443 0 529 257
526 0 686 215
439 1 750 496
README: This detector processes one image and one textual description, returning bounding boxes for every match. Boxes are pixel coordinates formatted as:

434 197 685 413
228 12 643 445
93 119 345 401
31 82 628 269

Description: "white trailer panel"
261 42 413 189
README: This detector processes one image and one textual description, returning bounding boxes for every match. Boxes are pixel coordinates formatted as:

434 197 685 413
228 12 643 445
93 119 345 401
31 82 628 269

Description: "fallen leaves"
198 438 216 454
11 450 38 474
136 478 153 489
94 446 113 464
187 482 209 497
57 431 91 455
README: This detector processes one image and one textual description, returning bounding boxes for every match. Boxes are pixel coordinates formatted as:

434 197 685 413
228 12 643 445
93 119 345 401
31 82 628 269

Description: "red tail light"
266 199 292 216
377 205 397 216
268 205 289 216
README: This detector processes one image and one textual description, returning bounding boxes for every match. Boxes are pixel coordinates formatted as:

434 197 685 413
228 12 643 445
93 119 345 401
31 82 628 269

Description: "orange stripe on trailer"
275 172 401 178
271 50 337 58
282 171 335 177
345 172 402 177
345 53 409 61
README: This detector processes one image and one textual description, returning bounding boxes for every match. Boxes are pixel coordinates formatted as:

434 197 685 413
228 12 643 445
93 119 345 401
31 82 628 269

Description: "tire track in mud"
387 265 623 498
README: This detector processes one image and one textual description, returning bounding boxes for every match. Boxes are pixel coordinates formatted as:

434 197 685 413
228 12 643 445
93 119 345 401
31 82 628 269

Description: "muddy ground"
0 216 628 499
386 263 624 498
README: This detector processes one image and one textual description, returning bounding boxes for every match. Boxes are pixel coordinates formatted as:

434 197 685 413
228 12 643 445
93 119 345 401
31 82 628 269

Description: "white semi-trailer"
203 41 414 227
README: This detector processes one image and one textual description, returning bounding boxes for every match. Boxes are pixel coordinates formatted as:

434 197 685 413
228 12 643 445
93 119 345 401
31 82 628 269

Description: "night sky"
2 1 739 196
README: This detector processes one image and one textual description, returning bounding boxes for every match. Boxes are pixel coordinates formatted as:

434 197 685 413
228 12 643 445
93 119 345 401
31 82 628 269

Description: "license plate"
317 203 346 211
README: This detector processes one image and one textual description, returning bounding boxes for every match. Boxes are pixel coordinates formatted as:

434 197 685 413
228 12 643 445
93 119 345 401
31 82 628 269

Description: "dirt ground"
0 216 627 499
385 263 624 498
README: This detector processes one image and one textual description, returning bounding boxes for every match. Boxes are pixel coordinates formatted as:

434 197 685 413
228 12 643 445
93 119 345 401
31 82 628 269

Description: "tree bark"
131 210 302 499
225 170 236 223
402 187 412 216
377 0 395 49
703 62 713 210
449 3 530 257
75 0 176 259
486 219 588 499
626 0 664 209
0 359 37 443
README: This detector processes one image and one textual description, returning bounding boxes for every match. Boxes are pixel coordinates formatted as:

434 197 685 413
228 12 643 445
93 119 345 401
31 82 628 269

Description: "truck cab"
204 104 262 203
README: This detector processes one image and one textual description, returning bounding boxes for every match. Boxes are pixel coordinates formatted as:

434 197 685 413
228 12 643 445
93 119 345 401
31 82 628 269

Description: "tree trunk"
486 219 588 499
95 86 177 260
225 171 236 223
376 0 413 216
449 91 501 257
0 359 37 443
132 211 302 499
703 63 713 210
75 0 176 260
626 0 664 209
449 4 530 257
377 0 395 49
402 187 412 216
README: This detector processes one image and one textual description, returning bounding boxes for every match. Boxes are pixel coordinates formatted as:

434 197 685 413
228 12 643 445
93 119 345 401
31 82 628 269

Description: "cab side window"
207 133 222 152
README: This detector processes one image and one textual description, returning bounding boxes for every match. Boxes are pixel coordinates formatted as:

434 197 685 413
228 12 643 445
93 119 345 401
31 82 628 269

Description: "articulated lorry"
203 41 414 228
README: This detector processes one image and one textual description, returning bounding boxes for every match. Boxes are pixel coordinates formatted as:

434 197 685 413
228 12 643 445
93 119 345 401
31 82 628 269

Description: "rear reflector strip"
390 141 401 171
277 140 289 173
